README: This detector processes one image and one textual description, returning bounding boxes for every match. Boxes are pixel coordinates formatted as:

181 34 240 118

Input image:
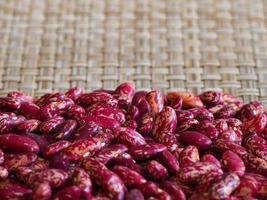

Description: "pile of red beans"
0 82 266 200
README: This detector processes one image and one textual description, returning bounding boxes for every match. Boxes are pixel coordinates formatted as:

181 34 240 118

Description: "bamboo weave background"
0 0 267 106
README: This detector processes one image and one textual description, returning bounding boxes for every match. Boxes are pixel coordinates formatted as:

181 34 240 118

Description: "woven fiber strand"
0 0 267 107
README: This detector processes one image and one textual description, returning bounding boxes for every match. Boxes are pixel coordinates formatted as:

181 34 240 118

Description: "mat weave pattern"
0 0 267 106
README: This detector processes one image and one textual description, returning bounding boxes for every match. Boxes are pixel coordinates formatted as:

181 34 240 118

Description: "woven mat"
1 0 267 106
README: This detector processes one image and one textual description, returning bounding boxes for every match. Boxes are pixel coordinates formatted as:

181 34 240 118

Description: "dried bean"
115 127 146 147
32 182 52 200
179 131 212 150
158 150 180 175
221 150 245 177
179 145 200 167
144 160 168 181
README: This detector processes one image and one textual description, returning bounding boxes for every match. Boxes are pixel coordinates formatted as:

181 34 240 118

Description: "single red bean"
144 160 168 181
72 122 102 140
51 119 77 141
27 168 69 188
243 134 267 160
161 181 186 200
64 104 85 121
19 102 40 120
129 143 167 161
0 133 40 153
50 154 70 171
81 115 120 130
78 91 118 107
65 87 83 101
52 186 81 200
0 97 21 111
202 154 221 168
64 132 113 161
39 116 65 135
112 165 147 188
71 167 92 199
212 139 247 156
94 144 128 164
234 174 259 198
0 179 32 200
32 182 52 200
0 115 25 134
126 189 144 200
16 119 40 134
82 158 126 200
145 90 165 116
158 150 180 175
115 127 146 147
113 82 135 108
196 120 219 140
209 173 240 200
7 91 33 103
0 166 8 179
23 133 49 152
167 91 203 108
43 140 70 158
242 113 267 135
179 145 200 167
87 103 126 125
221 150 245 177
241 153 267 176
179 131 212 150
138 113 154 135
199 91 222 107
177 161 222 183
4 153 37 171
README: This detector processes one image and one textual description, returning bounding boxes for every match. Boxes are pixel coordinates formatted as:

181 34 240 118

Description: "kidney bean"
0 166 8 179
94 144 128 164
212 139 247 156
189 107 214 122
169 96 183 111
64 104 85 121
167 91 204 108
214 105 236 119
23 132 49 152
0 179 32 200
129 143 167 161
64 132 113 161
111 152 144 175
152 131 178 152
113 82 135 108
32 182 52 200
219 128 242 145
82 158 126 200
144 160 168 181
126 189 144 200
87 103 126 125
50 154 70 171
209 173 240 200
4 153 37 171
199 91 222 107
221 150 245 177
0 115 25 134
242 113 267 135
71 167 92 199
27 168 69 188
161 181 186 200
19 102 40 120
112 165 147 188
158 150 180 175
115 127 146 147
82 115 120 130
43 140 70 158
196 120 219 140
214 119 229 134
243 135 267 160
153 106 177 136
138 113 153 135
78 91 118 107
7 91 33 103
0 97 21 111
179 131 212 150
176 119 199 133
52 186 81 200
241 153 267 176
202 154 222 168
16 119 40 134
123 119 137 130
234 175 259 198
179 145 200 167
39 116 65 135
0 133 40 153
72 122 102 140
65 87 83 101
196 170 223 193
177 161 222 183
51 119 77 141
239 101 264 121
145 91 165 116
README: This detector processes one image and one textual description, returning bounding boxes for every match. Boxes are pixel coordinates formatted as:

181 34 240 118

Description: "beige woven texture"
0 0 267 106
